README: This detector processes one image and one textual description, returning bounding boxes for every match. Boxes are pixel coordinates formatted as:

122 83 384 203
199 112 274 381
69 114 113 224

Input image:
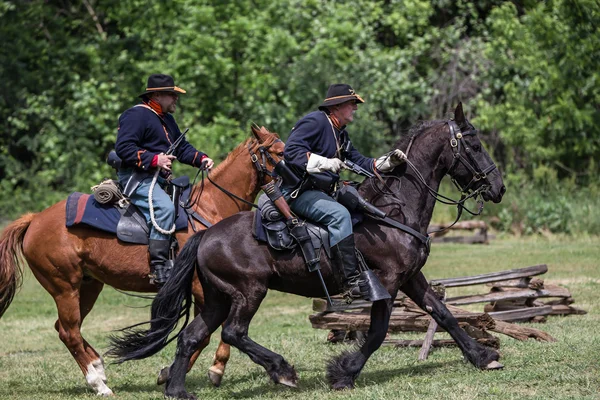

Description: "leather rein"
183 139 283 229
402 119 497 234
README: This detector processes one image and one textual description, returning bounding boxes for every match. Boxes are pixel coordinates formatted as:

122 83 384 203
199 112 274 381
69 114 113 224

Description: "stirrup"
342 277 367 304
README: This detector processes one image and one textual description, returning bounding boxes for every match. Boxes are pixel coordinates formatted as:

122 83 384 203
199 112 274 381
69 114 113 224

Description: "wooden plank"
428 220 488 232
549 305 587 316
431 234 488 244
308 310 495 333
488 277 532 289
490 319 556 342
430 264 548 288
446 285 570 306
384 337 500 349
487 306 553 321
418 319 438 361
489 277 544 290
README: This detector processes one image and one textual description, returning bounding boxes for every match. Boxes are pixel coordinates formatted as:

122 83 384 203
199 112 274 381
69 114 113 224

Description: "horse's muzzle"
483 184 506 203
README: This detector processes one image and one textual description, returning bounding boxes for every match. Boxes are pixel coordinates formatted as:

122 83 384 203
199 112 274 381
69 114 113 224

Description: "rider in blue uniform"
284 84 406 300
115 74 214 286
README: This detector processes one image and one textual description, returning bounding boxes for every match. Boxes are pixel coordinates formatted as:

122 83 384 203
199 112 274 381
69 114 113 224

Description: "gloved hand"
376 149 407 172
307 153 345 174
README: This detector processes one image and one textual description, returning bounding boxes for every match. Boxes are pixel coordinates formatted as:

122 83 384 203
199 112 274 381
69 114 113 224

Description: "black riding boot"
148 239 174 287
331 235 367 302
331 235 391 303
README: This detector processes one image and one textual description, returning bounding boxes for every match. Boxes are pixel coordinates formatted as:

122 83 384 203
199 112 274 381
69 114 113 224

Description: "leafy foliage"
1 0 598 234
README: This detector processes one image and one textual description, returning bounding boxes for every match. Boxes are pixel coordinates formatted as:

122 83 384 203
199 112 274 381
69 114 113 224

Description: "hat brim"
318 94 365 110
138 86 186 98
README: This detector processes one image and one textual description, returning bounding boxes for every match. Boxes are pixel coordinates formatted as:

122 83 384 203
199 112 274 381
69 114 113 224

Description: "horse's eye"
277 152 284 157
473 144 481 152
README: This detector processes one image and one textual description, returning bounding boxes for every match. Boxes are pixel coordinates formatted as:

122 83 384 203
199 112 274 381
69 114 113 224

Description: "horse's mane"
393 120 446 151
208 128 280 178
208 138 254 178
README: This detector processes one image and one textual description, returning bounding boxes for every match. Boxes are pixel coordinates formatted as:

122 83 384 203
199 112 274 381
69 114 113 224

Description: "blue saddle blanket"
65 191 189 234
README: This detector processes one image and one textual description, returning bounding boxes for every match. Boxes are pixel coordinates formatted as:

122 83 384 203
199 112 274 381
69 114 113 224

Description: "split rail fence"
309 264 586 357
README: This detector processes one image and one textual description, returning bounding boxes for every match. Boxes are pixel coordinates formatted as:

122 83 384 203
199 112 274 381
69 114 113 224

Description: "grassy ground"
0 235 598 400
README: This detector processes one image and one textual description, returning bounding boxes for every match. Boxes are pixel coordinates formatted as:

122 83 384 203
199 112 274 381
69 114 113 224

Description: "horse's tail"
107 229 206 363
0 213 36 318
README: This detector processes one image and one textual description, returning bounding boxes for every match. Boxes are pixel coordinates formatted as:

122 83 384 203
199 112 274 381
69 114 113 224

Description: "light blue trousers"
118 172 175 240
289 189 352 246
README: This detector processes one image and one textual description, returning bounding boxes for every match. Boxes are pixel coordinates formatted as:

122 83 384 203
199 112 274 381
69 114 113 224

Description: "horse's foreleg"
326 297 394 390
208 338 230 387
400 271 502 369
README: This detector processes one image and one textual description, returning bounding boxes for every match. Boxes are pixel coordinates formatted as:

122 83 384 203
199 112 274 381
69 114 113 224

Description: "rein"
371 119 496 241
408 119 494 234
184 139 282 215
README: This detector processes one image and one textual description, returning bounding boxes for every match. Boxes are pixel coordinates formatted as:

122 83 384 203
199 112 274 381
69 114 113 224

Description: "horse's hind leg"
158 294 231 388
77 277 107 382
220 291 298 387
186 301 231 387
157 329 231 388
401 271 502 369
54 278 107 383
164 299 229 400
52 287 114 396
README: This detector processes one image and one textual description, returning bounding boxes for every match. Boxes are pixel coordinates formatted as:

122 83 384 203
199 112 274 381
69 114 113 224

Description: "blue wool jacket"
284 111 375 181
115 105 206 171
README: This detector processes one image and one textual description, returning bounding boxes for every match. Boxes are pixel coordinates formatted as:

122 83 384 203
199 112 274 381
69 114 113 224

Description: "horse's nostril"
500 185 506 195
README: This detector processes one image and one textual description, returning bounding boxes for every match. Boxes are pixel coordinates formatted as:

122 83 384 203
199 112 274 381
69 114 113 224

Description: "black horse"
108 103 506 399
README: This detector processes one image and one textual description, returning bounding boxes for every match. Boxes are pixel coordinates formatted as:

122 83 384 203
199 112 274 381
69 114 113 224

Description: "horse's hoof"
331 382 354 391
208 366 223 387
157 366 169 385
278 377 297 388
164 390 197 400
99 388 114 397
485 361 504 370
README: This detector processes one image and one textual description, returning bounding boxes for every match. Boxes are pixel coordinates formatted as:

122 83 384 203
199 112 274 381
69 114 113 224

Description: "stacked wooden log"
309 264 586 350
428 220 490 244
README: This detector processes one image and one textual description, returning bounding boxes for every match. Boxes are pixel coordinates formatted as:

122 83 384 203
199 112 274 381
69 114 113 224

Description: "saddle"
252 192 366 266
253 194 331 262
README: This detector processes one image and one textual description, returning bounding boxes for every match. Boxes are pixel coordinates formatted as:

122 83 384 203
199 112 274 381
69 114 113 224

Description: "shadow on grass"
201 359 461 399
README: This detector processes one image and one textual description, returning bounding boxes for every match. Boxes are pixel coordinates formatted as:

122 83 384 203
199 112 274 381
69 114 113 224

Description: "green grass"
0 236 599 399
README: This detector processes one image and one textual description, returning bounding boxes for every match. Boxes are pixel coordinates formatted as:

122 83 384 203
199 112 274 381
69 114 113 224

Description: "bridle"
247 139 283 184
185 138 283 214
446 119 497 195
391 119 498 235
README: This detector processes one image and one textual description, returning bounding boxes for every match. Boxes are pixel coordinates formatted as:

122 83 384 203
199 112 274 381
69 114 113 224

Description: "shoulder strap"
321 111 342 159
135 104 170 129
134 103 174 143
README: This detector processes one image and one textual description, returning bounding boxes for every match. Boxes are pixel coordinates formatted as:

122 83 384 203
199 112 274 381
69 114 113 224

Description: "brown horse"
0 125 284 396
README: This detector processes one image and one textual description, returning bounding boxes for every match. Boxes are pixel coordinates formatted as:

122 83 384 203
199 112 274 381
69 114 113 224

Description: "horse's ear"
251 123 263 142
251 123 270 143
454 102 466 126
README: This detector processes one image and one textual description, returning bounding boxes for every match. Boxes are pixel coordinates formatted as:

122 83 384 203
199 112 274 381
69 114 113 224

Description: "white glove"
307 154 345 174
376 149 407 172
